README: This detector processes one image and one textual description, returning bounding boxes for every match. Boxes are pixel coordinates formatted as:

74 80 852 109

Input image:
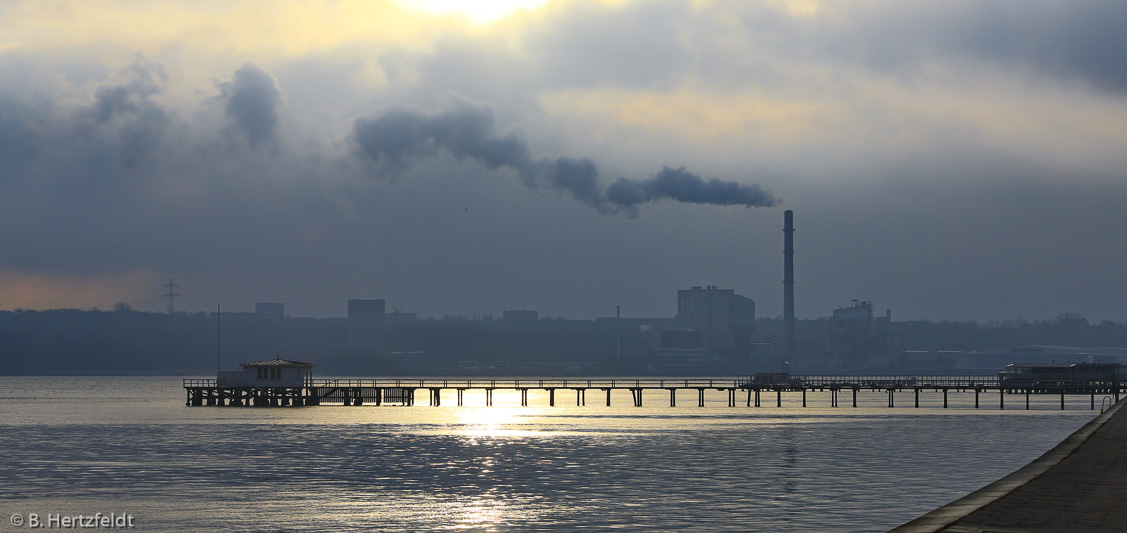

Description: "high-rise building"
674 285 756 357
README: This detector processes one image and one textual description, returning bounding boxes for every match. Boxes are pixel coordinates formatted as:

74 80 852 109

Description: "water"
0 377 1096 532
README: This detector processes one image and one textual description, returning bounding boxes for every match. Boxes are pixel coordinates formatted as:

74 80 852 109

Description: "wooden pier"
184 375 1124 409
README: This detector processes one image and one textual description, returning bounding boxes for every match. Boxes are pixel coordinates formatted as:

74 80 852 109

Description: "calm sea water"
0 377 1097 532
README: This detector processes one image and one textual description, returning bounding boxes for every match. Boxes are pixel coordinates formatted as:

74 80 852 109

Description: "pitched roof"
240 358 314 367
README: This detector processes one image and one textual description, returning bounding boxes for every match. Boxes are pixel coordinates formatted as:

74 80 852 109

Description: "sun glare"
393 0 550 23
457 407 525 436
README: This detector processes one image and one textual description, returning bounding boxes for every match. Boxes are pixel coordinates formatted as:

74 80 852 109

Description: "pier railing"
307 378 746 389
184 375 1125 391
182 376 1008 389
742 375 1002 388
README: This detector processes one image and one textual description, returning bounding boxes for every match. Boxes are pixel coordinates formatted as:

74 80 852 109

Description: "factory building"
653 286 756 371
503 309 539 325
829 300 900 371
675 286 756 354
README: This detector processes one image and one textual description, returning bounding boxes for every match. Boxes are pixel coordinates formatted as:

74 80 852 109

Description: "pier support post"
606 388 612 407
521 389 528 407
943 388 948 408
802 389 807 407
457 389 464 407
670 389 676 407
1000 389 1005 410
888 389 894 408
1026 390 1030 410
548 388 555 407
778 389 783 407
486 389 493 407
852 388 858 408
576 389 585 406
1092 390 1096 410
1061 393 1065 410
915 388 919 408
975 388 980 409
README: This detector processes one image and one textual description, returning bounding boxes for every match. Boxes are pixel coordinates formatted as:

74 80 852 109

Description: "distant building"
386 311 417 325
347 298 386 354
503 309 538 324
674 285 755 358
255 302 285 317
999 362 1126 391
217 357 313 388
829 300 901 370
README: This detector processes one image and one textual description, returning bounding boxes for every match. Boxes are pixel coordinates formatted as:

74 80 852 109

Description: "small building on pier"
999 362 1126 392
217 357 314 388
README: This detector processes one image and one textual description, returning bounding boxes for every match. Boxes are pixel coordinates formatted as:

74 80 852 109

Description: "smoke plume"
351 98 779 216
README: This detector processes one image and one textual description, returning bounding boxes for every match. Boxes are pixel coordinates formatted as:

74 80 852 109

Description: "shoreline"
892 398 1126 531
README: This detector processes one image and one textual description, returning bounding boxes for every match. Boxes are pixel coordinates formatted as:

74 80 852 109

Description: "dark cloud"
0 98 44 176
92 55 166 123
352 98 779 216
218 63 283 148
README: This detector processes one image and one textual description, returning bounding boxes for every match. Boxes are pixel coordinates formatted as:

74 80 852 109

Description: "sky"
1 0 1126 322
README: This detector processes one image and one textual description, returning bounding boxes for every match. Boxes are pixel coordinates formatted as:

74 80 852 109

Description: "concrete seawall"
893 398 1127 532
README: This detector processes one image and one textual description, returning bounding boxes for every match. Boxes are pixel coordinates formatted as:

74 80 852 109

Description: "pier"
184 374 1124 409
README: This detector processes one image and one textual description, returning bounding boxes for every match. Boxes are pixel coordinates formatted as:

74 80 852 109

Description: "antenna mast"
163 279 180 314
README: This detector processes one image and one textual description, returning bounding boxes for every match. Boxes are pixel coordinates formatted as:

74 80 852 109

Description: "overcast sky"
1 0 1126 322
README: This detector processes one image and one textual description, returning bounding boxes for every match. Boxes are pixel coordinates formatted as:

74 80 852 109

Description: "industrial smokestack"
783 210 795 357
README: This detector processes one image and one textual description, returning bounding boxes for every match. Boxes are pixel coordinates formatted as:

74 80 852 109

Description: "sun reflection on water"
455 407 527 438
445 493 509 531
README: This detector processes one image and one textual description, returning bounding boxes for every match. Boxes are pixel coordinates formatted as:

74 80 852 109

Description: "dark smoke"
351 98 780 215
606 166 779 208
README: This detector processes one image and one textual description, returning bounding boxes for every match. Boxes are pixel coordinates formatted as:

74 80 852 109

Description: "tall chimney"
783 210 795 357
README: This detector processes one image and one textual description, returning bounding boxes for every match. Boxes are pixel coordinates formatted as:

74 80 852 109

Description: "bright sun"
394 0 551 23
